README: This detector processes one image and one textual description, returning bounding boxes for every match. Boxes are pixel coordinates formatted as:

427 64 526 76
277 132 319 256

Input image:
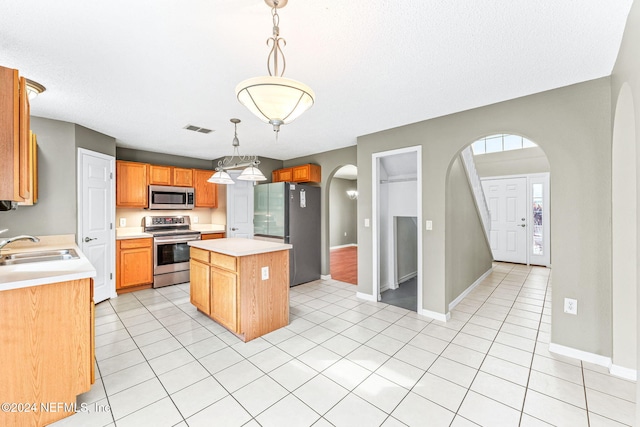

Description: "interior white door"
78 149 115 303
226 172 254 238
482 177 527 263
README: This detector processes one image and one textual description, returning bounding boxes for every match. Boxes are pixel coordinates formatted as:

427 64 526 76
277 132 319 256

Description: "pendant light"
208 119 267 185
235 0 315 135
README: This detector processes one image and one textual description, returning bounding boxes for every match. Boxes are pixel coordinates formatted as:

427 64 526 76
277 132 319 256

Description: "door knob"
84 237 97 242
519 224 526 228
231 228 239 231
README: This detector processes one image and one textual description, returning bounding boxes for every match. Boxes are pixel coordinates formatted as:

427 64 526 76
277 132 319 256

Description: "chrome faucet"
0 234 41 253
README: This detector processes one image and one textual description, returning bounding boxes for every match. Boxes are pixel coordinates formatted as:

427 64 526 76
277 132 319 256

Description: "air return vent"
183 124 213 134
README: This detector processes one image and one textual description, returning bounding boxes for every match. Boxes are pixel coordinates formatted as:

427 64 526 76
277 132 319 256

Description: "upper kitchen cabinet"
149 164 193 187
193 169 218 208
116 160 148 208
273 164 321 184
0 66 31 202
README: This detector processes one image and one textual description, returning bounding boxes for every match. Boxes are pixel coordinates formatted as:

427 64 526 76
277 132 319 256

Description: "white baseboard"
448 267 493 311
610 364 638 381
397 272 417 285
356 292 377 302
418 308 451 322
320 274 332 280
330 243 358 250
548 342 612 369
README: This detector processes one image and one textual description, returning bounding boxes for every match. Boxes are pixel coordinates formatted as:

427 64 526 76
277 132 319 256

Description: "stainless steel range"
142 216 201 288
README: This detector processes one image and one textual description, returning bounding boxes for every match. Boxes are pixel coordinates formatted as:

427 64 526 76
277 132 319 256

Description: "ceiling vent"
184 124 213 134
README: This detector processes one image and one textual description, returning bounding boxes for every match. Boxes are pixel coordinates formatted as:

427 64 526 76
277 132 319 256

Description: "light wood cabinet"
0 278 94 426
189 246 289 341
0 66 31 202
173 167 193 186
201 232 225 240
148 164 172 185
149 164 194 187
116 238 153 291
17 131 38 206
193 169 218 207
272 164 321 183
116 160 148 208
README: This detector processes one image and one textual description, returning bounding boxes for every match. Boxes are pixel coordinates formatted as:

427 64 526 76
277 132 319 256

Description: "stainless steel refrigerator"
254 182 321 286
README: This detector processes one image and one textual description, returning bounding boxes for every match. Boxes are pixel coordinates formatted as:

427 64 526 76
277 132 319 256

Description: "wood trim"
18 76 30 200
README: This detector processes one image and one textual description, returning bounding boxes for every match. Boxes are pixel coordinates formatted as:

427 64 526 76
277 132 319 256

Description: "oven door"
153 234 200 275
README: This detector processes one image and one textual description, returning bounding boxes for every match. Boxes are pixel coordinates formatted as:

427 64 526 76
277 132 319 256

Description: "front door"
78 149 115 303
226 171 254 238
482 177 527 264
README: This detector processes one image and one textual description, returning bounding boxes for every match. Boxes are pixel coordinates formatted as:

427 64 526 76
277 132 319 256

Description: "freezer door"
288 184 321 286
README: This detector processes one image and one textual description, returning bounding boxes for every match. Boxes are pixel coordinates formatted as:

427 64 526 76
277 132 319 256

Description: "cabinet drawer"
201 233 225 240
190 247 210 263
119 238 152 249
211 252 237 272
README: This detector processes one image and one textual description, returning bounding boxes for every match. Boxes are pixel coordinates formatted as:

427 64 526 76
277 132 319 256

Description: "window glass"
471 134 538 155
532 183 543 255
471 140 486 155
503 134 523 151
485 136 502 153
522 138 537 148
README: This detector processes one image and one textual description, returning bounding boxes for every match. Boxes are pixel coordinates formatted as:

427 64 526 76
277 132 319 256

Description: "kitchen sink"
0 249 80 266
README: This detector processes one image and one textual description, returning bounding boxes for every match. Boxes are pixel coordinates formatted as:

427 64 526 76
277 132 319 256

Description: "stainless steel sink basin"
0 249 80 266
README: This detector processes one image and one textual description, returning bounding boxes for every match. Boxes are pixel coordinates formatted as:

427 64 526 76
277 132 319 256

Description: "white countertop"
0 240 96 292
189 238 292 257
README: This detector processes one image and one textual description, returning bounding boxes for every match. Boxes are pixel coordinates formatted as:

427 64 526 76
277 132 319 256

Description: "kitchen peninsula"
188 238 292 342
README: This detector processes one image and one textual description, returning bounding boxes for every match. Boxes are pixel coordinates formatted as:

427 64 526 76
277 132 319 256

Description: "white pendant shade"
207 170 235 185
237 165 267 182
236 76 315 130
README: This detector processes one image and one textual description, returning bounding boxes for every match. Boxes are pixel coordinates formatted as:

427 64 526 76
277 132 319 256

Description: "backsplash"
116 207 225 229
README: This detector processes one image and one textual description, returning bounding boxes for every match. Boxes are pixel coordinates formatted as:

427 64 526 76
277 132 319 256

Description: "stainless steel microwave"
148 185 195 210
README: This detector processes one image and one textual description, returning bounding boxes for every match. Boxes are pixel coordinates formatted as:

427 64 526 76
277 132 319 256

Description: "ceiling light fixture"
208 118 267 185
346 190 358 200
235 0 315 136
25 78 46 100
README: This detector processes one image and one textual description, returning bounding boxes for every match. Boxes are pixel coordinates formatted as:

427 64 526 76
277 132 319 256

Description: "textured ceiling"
0 1 632 161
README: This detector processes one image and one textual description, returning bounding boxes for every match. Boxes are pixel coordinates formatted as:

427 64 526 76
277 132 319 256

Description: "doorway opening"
471 134 551 267
329 164 358 284
372 147 422 313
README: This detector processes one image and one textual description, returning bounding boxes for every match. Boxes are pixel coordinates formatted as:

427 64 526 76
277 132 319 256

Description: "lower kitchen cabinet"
0 278 94 426
201 232 225 240
116 238 153 292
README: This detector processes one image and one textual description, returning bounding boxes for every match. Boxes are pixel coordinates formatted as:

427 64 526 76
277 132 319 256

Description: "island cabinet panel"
190 259 210 313
201 232 225 240
210 267 238 332
0 278 94 427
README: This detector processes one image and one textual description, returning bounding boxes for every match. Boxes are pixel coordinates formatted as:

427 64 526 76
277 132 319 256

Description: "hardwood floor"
330 246 357 285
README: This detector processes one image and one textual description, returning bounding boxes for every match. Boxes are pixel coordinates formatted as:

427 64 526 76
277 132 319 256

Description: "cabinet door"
211 267 238 332
278 168 293 182
117 239 153 289
116 161 148 207
193 169 218 207
0 66 21 201
190 260 210 314
18 76 30 200
17 132 37 206
292 165 309 182
148 165 172 185
173 167 193 187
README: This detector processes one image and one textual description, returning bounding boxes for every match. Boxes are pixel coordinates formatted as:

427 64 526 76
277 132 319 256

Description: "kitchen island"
188 238 292 342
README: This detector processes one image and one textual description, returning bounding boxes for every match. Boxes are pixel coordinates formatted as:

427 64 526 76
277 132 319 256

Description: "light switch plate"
261 266 269 280
426 220 433 230
119 218 126 227
364 219 370 227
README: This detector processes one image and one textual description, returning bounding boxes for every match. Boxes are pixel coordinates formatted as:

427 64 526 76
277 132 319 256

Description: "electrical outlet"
426 220 433 230
564 298 578 315
344 232 347 236
119 218 126 227
364 219 370 227
261 266 269 280
193 216 199 223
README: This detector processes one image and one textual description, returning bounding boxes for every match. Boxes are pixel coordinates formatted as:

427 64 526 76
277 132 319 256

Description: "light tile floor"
51 263 636 427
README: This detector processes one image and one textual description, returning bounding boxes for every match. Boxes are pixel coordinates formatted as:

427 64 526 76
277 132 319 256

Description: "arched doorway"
329 164 358 284
611 83 637 378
